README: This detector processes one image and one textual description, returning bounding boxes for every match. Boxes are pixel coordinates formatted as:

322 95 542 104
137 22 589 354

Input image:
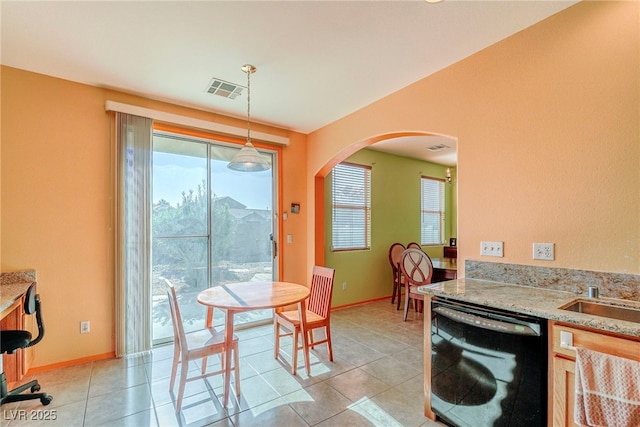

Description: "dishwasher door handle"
433 306 541 336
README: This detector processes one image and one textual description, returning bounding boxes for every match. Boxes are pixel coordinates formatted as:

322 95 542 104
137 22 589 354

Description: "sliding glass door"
151 132 277 344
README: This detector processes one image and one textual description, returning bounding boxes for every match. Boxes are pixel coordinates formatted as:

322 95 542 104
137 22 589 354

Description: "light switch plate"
480 241 503 257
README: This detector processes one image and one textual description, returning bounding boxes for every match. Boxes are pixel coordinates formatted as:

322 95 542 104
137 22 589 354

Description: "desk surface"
0 273 34 316
431 257 457 271
197 281 310 311
1 283 30 314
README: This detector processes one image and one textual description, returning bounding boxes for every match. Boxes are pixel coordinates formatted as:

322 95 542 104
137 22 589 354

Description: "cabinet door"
0 299 25 384
550 322 640 427
552 356 576 427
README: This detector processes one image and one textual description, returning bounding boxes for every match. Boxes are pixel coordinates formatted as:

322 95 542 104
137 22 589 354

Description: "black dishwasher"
430 296 547 427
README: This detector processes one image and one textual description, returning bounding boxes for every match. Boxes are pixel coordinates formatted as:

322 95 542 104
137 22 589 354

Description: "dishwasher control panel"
433 305 539 336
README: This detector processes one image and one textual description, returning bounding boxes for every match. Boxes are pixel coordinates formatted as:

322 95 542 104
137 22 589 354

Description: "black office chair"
0 283 52 406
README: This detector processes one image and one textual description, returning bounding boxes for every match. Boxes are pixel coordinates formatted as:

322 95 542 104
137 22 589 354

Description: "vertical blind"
115 112 153 356
331 162 371 251
421 176 445 245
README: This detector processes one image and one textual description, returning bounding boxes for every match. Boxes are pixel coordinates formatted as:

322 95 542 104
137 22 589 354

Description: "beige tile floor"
1 299 444 427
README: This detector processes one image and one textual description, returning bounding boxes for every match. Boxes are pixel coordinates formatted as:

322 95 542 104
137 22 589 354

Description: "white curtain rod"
105 100 290 146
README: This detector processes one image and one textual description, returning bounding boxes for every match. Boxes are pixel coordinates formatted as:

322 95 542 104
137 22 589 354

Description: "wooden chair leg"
234 343 241 396
202 356 208 374
309 329 315 349
326 326 333 361
169 345 180 390
176 358 189 412
391 280 398 304
291 326 299 375
403 293 411 321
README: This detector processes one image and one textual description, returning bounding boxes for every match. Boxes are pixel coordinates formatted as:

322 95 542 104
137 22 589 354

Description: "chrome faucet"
587 286 599 298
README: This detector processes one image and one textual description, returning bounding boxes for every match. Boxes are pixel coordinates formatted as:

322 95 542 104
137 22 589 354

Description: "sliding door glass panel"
210 145 275 326
152 138 209 342
151 133 277 344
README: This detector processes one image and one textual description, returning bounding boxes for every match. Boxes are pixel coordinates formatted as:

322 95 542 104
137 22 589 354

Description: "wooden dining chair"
399 248 433 321
388 242 406 307
165 280 240 411
274 266 335 375
407 242 422 250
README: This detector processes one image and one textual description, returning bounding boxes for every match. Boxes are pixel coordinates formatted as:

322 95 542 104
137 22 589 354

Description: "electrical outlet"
533 243 554 260
80 320 90 334
480 241 503 257
342 282 347 291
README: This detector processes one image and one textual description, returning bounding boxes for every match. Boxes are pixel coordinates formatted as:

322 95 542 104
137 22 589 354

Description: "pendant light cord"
245 65 252 144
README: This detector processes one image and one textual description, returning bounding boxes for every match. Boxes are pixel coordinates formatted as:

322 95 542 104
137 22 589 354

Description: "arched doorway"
314 131 457 307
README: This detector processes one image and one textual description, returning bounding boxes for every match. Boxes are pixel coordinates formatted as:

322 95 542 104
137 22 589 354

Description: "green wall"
325 148 456 307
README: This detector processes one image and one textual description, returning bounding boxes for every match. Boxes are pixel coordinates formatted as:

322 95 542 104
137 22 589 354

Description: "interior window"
421 176 445 245
331 162 371 251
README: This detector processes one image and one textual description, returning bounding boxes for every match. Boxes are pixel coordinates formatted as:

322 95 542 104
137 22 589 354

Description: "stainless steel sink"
561 299 640 323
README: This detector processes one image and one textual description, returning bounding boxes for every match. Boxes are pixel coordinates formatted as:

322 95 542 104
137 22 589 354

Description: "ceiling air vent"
427 144 450 151
205 78 244 99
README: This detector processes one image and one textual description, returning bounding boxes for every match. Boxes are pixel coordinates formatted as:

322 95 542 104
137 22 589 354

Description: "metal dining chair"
399 248 433 321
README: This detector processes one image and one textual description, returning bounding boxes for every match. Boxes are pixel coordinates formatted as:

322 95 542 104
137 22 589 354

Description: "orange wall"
2 1 639 368
1 67 307 366
307 1 639 276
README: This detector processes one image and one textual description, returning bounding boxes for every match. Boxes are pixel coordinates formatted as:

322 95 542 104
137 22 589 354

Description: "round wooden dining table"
197 281 310 407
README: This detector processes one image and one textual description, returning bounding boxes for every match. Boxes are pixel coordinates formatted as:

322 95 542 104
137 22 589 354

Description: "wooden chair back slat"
308 265 335 318
166 281 187 353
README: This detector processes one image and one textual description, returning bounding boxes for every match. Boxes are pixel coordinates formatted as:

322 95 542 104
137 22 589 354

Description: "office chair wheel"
40 394 53 405
31 384 41 393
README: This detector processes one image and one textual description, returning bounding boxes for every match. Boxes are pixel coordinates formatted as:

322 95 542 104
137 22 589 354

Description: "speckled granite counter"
0 270 36 314
415 278 640 338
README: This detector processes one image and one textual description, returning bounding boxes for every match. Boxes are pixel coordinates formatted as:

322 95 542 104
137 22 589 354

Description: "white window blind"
332 162 371 251
421 176 445 245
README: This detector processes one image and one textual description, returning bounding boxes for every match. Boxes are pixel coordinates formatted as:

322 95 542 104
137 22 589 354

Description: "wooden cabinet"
443 246 457 258
549 322 640 427
0 298 25 385
432 267 457 282
551 354 577 427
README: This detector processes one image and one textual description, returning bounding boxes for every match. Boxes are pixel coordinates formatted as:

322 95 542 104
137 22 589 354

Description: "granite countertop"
0 271 36 314
415 278 640 338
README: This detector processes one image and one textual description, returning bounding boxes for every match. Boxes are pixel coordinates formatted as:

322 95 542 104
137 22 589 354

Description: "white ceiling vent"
427 144 450 151
205 78 244 99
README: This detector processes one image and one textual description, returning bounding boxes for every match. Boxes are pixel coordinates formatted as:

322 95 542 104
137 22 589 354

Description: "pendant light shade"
227 141 270 171
227 64 271 172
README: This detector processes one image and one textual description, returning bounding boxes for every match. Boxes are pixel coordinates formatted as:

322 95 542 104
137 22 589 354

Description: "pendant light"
227 64 271 172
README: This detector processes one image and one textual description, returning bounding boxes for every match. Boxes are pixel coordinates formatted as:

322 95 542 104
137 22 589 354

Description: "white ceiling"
1 0 578 164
